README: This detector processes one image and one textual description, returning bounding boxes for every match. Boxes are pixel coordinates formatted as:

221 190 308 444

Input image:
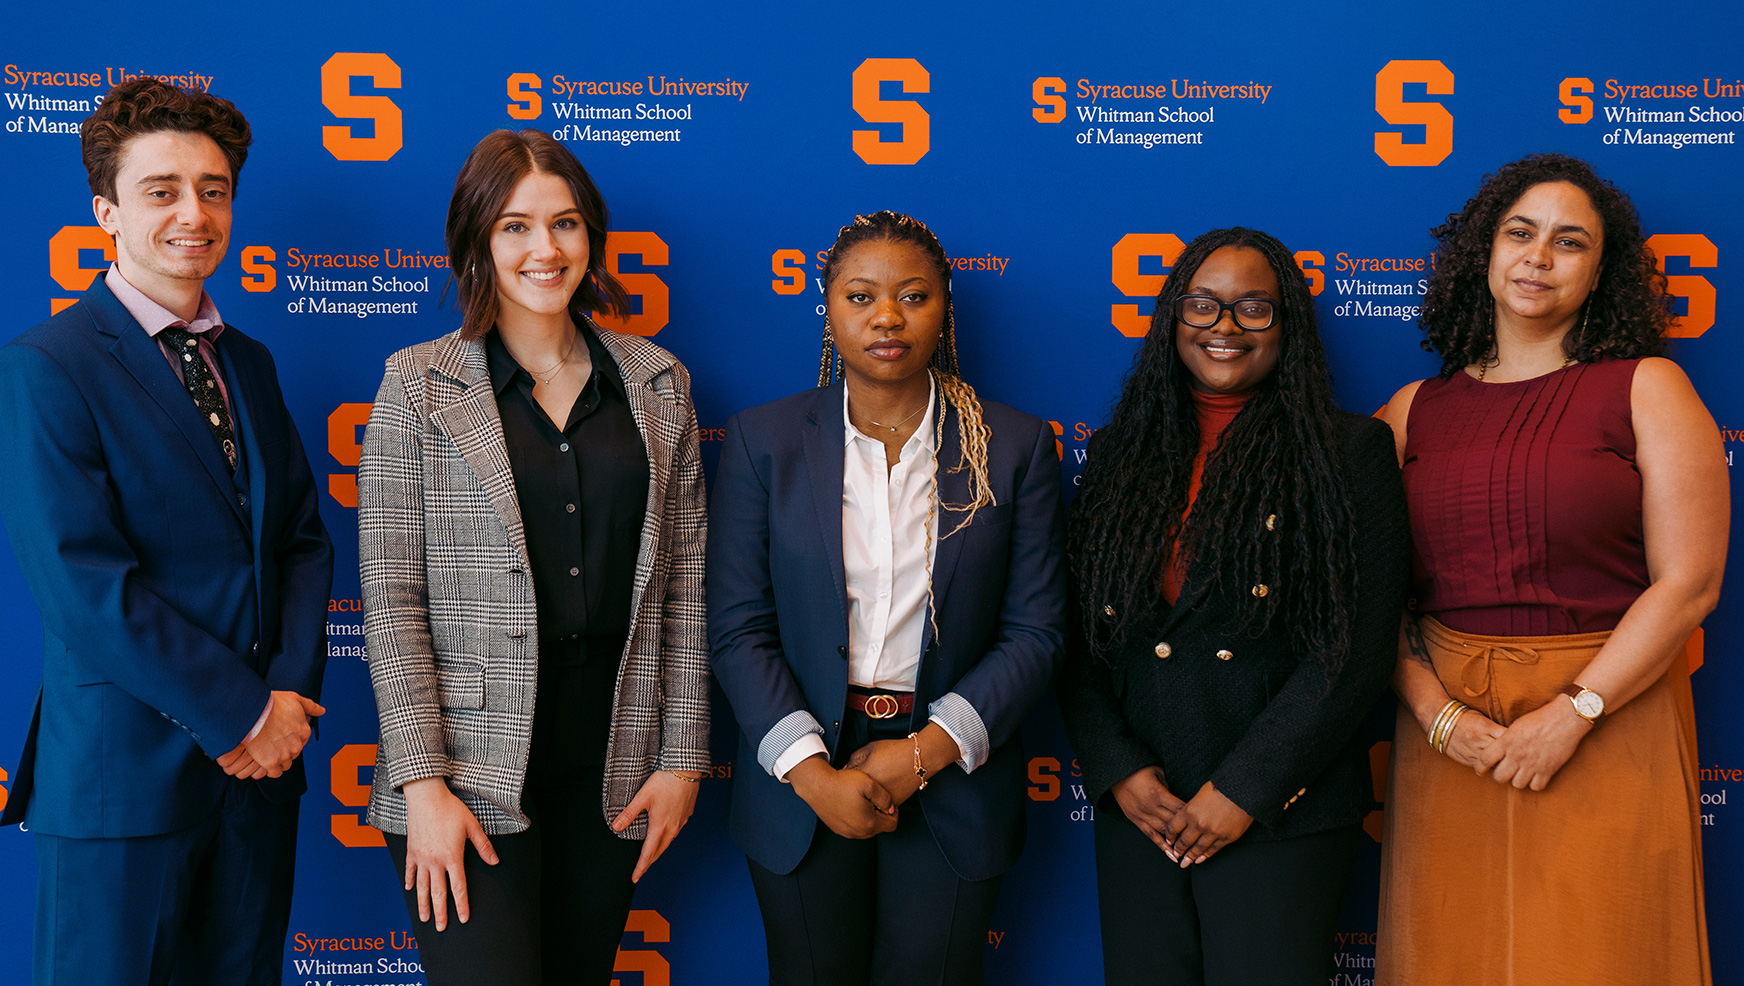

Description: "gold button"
1103 604 1116 617
1153 642 1172 659
1265 514 1277 531
1216 649 1234 661
1252 584 1270 598
1297 787 1307 795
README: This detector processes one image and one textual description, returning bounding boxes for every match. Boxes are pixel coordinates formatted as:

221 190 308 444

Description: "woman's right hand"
1110 766 1186 854
1442 709 1507 774
788 756 899 839
401 777 500 931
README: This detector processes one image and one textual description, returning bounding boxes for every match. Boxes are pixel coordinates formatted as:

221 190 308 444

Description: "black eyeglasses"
1174 295 1277 331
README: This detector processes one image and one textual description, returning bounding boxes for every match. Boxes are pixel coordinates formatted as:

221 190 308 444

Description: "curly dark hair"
1068 228 1359 677
82 76 252 202
1419 153 1670 376
445 129 629 341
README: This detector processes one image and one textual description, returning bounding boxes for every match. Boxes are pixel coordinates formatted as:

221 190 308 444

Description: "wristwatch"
1562 682 1605 723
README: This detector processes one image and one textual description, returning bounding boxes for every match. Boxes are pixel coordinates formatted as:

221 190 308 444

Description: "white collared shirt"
765 377 991 781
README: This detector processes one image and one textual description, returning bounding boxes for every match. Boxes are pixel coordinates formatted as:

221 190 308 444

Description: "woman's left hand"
1163 781 1253 867
612 769 703 882
1484 701 1592 791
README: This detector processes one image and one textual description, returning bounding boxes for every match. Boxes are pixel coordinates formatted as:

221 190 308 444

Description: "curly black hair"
1419 153 1670 377
1068 228 1359 678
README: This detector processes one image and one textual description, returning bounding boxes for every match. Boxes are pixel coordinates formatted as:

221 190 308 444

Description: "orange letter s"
322 53 404 162
1374 59 1454 167
852 58 930 165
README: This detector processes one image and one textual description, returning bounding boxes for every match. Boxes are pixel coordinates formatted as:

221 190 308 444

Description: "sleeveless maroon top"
1403 358 1648 636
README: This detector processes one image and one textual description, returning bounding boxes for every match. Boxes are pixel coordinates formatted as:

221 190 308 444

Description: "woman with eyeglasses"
1061 228 1409 985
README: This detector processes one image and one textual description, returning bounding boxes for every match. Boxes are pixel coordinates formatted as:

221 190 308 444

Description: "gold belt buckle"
864 694 900 719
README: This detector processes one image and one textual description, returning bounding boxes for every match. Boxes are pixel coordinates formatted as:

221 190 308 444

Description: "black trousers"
746 708 1004 986
1093 793 1360 986
385 635 640 986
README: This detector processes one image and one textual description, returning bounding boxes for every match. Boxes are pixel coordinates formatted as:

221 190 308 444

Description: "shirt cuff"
773 734 830 783
759 709 826 776
242 695 273 744
928 692 990 773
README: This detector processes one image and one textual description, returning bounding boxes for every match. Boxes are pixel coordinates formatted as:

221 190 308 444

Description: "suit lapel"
805 383 851 632
90 277 246 525
217 340 269 669
426 332 530 569
593 326 679 628
1155 579 1213 637
924 401 968 652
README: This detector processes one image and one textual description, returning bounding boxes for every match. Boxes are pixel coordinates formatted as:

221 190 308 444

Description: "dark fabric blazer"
1060 410 1408 839
359 325 709 839
708 382 1067 881
0 273 334 838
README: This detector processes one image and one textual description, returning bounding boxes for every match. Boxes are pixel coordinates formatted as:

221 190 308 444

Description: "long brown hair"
444 129 629 339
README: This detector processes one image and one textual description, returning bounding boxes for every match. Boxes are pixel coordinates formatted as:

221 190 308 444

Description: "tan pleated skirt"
1376 616 1710 986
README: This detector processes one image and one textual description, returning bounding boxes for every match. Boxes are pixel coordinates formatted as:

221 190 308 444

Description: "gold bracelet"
908 731 928 791
1436 706 1471 755
1426 700 1461 752
664 769 701 784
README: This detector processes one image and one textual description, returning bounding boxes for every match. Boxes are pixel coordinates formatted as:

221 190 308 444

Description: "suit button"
1153 642 1171 659
1215 649 1234 661
236 493 247 507
1251 584 1269 598
838 645 848 659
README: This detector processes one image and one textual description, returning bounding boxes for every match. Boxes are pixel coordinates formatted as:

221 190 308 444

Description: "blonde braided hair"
817 211 995 537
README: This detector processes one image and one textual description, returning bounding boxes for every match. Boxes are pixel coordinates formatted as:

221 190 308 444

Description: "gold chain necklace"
864 401 926 433
1476 352 1573 381
526 334 579 387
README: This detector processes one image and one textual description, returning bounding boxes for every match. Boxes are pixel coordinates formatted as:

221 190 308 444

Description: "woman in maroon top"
1377 154 1727 986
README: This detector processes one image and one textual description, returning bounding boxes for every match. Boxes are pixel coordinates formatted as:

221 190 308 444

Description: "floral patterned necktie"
159 325 236 473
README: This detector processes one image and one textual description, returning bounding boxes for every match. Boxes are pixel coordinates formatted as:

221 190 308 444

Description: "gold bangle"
1428 700 1466 753
1437 706 1471 755
908 731 928 791
664 769 701 784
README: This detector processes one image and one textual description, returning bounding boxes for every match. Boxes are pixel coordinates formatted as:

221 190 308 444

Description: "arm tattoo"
1403 615 1434 668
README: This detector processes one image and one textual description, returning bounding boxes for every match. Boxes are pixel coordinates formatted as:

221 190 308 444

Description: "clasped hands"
1110 767 1253 868
790 724 961 840
214 689 326 780
1438 699 1592 792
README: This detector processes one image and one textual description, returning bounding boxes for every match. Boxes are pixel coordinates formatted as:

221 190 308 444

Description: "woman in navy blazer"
708 211 1066 985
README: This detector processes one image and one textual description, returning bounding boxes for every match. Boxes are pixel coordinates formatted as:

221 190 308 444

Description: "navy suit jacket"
0 273 333 839
708 382 1066 881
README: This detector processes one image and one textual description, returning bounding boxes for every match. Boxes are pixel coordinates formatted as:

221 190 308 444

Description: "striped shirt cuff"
759 709 826 775
928 691 990 774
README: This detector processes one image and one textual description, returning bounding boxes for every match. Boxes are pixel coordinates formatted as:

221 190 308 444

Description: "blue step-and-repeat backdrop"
3 4 1742 983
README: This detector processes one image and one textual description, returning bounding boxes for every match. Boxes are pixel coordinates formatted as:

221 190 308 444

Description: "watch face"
1574 691 1604 718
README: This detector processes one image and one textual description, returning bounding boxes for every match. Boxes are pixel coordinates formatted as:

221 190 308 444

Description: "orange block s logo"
328 403 372 508
1110 233 1186 338
240 246 276 293
852 58 930 165
1374 60 1454 167
507 73 542 120
1032 77 1067 123
1646 233 1717 338
322 53 404 162
597 232 671 337
1027 756 1061 802
48 225 115 315
613 910 670 986
1294 250 1325 297
330 744 386 847
771 249 808 295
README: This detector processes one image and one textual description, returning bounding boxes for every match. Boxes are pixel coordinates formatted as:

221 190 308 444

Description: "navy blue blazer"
708 382 1066 881
0 273 333 839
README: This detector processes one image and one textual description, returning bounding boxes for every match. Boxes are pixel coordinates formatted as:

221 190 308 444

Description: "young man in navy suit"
0 77 333 985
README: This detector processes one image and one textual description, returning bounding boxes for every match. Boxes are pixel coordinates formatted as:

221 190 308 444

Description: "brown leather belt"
847 690 915 719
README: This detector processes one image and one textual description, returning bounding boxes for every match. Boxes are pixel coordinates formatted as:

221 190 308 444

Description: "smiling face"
827 237 946 392
92 129 233 301
1173 246 1283 395
1487 180 1605 328
490 170 588 330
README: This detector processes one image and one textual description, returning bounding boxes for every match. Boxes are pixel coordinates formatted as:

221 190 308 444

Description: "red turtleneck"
1163 389 1251 605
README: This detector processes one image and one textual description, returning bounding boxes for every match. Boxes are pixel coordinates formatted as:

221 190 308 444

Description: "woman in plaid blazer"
358 130 708 986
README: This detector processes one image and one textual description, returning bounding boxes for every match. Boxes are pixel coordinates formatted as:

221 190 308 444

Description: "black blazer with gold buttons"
1059 411 1408 840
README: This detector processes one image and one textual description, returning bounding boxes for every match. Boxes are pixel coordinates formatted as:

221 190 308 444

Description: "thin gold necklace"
864 401 926 433
1476 352 1573 381
526 334 579 386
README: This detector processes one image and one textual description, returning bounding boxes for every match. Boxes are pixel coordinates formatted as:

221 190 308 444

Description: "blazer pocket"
434 658 486 710
954 500 1013 531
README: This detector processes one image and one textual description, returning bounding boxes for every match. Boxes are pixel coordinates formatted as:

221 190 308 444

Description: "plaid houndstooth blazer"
359 324 708 840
